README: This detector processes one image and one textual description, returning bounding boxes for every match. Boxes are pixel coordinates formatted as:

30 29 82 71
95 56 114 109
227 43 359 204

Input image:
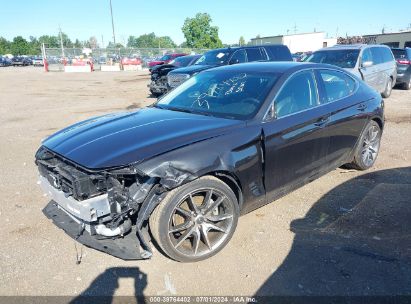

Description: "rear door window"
245 48 264 62
230 50 247 64
319 70 357 102
380 47 394 63
370 47 383 64
361 48 373 64
265 46 292 61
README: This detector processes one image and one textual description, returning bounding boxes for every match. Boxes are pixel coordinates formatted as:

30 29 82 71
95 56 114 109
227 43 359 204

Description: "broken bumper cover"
38 175 110 230
39 175 153 260
43 201 151 260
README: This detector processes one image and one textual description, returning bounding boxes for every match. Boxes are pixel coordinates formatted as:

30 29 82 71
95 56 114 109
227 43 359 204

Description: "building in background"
362 31 411 48
249 32 337 53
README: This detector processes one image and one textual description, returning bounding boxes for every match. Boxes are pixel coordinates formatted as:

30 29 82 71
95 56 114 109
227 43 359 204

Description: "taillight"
397 59 411 65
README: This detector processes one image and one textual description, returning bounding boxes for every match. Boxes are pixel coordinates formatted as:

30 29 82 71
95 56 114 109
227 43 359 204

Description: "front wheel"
347 120 382 170
150 176 239 262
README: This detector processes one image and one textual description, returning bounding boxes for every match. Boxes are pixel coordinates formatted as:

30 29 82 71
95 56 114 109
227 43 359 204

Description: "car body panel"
42 108 244 168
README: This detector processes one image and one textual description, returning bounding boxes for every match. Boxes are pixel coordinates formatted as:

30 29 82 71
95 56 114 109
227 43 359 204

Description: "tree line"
1 13 249 55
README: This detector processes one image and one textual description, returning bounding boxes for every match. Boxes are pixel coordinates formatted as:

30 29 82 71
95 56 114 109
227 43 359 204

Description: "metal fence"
43 47 209 71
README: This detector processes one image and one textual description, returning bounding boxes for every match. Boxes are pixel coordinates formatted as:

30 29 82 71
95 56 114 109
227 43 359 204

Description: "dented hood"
42 107 243 169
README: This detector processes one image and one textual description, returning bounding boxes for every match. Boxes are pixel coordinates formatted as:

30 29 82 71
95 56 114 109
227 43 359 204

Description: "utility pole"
59 25 65 58
109 0 116 45
101 35 104 48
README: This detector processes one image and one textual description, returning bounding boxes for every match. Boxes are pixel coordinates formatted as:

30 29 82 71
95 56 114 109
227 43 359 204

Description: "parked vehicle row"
12 56 32 66
148 53 187 71
392 48 411 90
148 45 293 97
0 56 12 67
38 61 384 262
149 54 201 96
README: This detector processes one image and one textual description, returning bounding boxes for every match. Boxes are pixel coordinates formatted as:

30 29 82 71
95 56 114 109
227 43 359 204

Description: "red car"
148 53 187 68
121 57 142 65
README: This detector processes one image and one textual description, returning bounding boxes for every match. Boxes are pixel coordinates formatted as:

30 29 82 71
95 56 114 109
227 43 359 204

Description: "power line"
109 0 116 45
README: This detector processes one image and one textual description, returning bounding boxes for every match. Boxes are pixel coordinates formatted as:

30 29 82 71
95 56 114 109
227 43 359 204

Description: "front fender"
135 125 266 210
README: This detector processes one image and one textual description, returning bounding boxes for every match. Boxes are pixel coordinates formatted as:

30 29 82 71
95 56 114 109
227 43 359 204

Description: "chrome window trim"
263 67 359 122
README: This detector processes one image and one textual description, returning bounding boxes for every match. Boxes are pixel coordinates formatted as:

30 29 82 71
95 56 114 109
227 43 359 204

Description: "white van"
307 44 397 98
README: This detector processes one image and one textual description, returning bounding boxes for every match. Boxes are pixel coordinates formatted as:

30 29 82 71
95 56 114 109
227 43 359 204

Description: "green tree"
28 36 41 55
181 13 222 49
157 36 176 48
0 37 11 54
74 39 82 48
38 35 59 48
107 41 124 48
11 36 30 55
239 36 245 46
127 33 156 48
127 33 176 48
60 32 73 48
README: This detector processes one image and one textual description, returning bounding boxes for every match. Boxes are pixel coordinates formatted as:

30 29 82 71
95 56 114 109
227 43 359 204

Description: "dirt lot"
0 67 410 299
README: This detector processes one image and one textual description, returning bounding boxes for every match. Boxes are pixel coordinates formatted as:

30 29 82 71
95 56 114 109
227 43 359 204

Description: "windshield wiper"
155 105 197 114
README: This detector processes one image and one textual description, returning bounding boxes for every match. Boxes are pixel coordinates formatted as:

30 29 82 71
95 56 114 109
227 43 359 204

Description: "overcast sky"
1 0 410 45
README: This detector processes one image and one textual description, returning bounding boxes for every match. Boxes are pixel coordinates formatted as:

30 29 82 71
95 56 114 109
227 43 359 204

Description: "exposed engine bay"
36 147 166 259
148 64 178 96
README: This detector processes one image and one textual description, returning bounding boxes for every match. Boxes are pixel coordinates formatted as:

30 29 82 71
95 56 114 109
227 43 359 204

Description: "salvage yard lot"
0 67 410 297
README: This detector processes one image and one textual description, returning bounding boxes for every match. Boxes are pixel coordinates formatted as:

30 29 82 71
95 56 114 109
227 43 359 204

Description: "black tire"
346 120 382 170
402 77 411 90
381 77 393 98
150 176 239 262
149 90 161 98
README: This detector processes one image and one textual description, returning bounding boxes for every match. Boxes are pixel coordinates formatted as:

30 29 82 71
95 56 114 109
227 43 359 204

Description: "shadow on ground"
256 167 411 300
70 267 147 304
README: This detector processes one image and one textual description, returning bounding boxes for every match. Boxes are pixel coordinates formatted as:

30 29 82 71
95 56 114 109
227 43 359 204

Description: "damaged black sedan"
36 62 384 262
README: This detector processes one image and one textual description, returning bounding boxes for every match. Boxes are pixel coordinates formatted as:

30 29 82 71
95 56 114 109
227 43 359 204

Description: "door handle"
357 103 367 111
314 116 329 127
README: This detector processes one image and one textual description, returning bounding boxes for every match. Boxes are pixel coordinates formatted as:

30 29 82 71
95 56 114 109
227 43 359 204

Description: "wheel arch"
371 116 384 131
209 171 244 211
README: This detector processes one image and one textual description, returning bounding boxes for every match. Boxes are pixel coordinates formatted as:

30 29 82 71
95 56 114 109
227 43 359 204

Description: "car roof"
207 45 287 53
202 61 343 74
316 44 391 52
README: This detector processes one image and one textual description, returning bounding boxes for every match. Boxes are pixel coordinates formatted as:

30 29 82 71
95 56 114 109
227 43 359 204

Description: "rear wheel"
403 77 411 90
381 78 393 98
347 120 382 170
150 176 239 262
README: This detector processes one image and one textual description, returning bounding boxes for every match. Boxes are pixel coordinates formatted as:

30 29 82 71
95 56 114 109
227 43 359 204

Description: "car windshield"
170 56 194 67
160 54 171 61
195 50 230 66
155 70 279 120
306 49 360 68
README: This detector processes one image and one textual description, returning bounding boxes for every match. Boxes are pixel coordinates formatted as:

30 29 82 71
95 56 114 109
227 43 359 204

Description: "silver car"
307 44 397 98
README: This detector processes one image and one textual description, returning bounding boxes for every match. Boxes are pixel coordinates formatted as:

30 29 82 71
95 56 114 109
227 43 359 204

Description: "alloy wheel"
167 189 235 258
361 124 380 167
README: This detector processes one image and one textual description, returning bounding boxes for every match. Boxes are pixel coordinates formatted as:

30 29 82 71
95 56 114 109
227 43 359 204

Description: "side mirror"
229 58 240 65
264 102 276 122
362 61 373 68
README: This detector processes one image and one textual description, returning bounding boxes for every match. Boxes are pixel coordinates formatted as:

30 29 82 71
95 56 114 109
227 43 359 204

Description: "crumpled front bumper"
43 201 149 260
39 175 152 260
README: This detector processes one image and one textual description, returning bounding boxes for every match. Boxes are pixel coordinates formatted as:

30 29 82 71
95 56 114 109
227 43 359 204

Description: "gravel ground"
0 67 410 298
